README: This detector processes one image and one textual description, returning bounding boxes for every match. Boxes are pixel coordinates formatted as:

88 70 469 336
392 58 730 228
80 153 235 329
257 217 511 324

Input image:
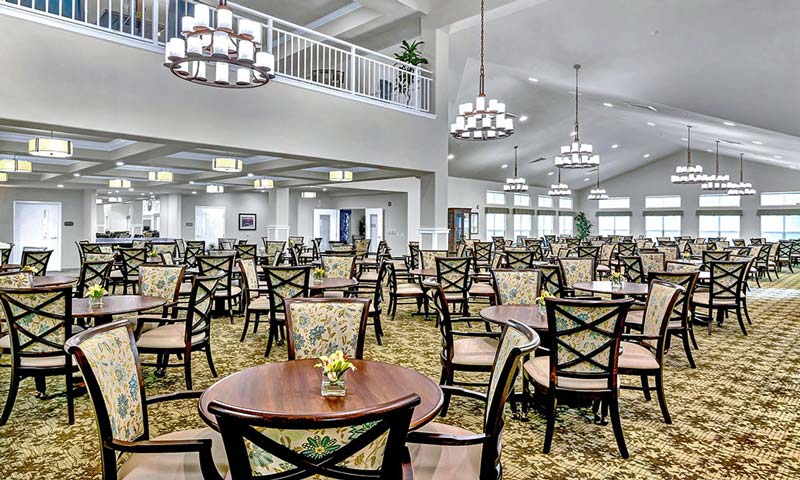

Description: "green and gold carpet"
1 273 799 479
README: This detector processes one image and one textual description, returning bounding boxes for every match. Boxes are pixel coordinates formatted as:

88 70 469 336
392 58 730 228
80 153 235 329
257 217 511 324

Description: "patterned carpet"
1 272 799 479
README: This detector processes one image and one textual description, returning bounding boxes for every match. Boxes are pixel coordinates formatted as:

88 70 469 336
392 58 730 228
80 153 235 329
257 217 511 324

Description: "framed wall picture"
238 213 257 231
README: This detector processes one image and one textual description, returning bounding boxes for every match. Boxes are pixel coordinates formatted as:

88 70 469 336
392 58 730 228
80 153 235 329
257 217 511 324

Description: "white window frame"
699 194 740 208
558 215 573 235
537 214 555 237
760 192 800 207
645 195 681 209
486 213 506 239
486 191 506 205
644 215 682 238
598 196 630 210
513 194 531 207
698 215 741 238
558 197 573 210
513 214 532 240
598 216 630 236
537 195 553 208
760 215 800 242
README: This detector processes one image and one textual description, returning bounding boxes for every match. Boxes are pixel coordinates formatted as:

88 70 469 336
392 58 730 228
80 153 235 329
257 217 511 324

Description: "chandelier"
450 0 514 141
548 169 571 196
164 0 275 88
587 166 609 200
727 153 756 196
671 125 704 184
253 178 274 189
212 157 242 172
148 170 174 182
29 132 73 158
503 146 528 192
109 179 131 189
701 140 730 191
555 65 599 169
0 156 33 173
329 170 353 182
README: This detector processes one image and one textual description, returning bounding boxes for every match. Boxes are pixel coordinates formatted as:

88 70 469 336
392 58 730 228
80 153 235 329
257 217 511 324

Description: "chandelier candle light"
548 169 571 196
450 0 514 141
727 153 756 196
587 166 609 200
164 0 275 88
701 140 730 191
503 146 528 192
671 125 704 184
554 65 599 169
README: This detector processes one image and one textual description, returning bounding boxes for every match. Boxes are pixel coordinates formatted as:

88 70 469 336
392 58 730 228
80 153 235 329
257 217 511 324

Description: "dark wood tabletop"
480 305 547 331
309 278 358 290
199 359 443 431
573 281 649 297
34 275 77 287
72 295 166 319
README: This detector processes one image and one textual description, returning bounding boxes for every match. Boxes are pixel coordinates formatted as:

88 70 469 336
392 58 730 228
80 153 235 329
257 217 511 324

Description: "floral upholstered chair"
320 255 356 279
151 242 176 257
640 252 666 275
20 249 53 276
134 265 185 334
238 258 270 342
419 249 449 271
210 393 419 479
264 266 311 357
492 269 540 305
197 255 238 323
120 248 147 294
558 257 595 295
0 272 33 354
66 320 228 480
284 298 370 360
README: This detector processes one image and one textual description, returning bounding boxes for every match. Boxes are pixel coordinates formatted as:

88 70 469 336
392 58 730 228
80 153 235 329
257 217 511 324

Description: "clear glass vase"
313 274 324 285
89 296 104 307
321 373 346 397
611 279 623 291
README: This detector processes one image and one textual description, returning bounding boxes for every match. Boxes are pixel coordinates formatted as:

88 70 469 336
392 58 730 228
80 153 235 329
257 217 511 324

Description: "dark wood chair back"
235 244 257 260
539 265 563 297
265 267 310 319
619 256 645 283
119 248 147 280
20 249 53 276
76 260 114 297
505 250 535 269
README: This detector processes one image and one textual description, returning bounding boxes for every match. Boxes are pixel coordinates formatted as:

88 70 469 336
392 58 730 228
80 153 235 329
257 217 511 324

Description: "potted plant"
312 267 325 284
315 350 356 397
610 271 623 290
87 283 107 307
535 291 553 314
575 211 592 242
393 40 429 105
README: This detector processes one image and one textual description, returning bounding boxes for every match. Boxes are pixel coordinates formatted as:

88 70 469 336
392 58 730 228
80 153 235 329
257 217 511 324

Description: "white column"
419 169 449 250
83 190 97 241
159 194 182 239
268 187 290 241
130 199 143 235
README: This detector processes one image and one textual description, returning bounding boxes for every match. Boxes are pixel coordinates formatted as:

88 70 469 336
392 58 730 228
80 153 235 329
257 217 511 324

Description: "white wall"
574 151 800 239
180 192 270 244
102 203 131 232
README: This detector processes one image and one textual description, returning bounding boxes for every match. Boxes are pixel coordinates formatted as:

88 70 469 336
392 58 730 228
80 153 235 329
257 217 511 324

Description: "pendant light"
548 169 571 196
671 125 704 184
253 178 274 189
450 0 514 141
727 153 756 196
701 140 730 191
555 65 599 169
28 132 73 158
329 170 353 182
147 170 174 182
587 166 609 200
503 146 528 192
0 155 33 173
212 157 243 173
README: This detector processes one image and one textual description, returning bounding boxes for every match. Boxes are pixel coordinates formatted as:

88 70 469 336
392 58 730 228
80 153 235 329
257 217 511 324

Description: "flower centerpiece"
147 250 160 261
312 267 325 284
315 350 356 397
87 283 106 307
21 265 35 283
610 271 623 290
682 251 692 260
535 291 554 314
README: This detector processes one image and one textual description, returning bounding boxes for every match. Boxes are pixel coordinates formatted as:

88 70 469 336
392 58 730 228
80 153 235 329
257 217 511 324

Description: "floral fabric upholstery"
599 244 615 265
139 266 183 315
78 325 144 442
550 243 567 257
2 289 67 354
150 243 175 255
419 250 448 269
559 258 594 289
553 304 619 374
287 301 366 359
99 245 114 254
321 256 355 279
265 241 286 259
494 271 540 305
354 239 371 257
239 259 260 298
85 253 115 263
0 273 32 322
268 269 308 311
160 252 175 265
484 326 528 425
656 246 678 261
688 243 707 256
641 282 680 347
21 251 51 275
132 240 148 249
288 237 304 249
640 253 665 275
667 261 700 273
539 266 561 296
436 258 470 295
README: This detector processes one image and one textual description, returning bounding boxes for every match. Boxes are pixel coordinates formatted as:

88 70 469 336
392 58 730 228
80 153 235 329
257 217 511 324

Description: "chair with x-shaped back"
264 266 310 358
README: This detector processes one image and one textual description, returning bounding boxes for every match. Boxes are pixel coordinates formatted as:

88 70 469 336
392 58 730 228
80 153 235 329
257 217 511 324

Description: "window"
598 196 630 209
486 213 506 239
558 215 573 235
538 215 554 237
645 195 681 209
513 214 532 239
598 216 630 236
513 194 531 207
558 197 573 209
761 215 800 242
537 195 553 208
486 191 506 205
761 192 800 207
699 215 740 238
645 215 681 238
699 194 739 208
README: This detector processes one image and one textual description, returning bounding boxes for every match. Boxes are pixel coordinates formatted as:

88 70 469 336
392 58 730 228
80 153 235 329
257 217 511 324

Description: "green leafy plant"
393 40 429 105
87 284 106 300
575 211 592 241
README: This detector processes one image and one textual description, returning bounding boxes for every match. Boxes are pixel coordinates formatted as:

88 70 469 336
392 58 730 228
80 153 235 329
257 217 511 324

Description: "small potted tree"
575 211 592 243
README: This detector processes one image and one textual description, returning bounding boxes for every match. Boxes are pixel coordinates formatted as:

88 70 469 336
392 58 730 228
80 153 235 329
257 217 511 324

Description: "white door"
13 201 62 270
365 208 384 253
313 209 339 251
195 206 226 247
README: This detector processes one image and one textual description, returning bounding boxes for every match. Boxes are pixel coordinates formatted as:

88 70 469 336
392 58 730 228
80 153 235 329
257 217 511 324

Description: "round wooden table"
72 295 166 324
309 278 357 293
573 281 648 299
34 275 76 287
480 305 547 331
199 359 443 431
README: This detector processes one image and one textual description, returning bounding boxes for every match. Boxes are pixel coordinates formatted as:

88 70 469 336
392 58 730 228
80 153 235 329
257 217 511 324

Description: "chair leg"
205 345 218 377
240 312 251 342
542 391 558 454
0 374 21 426
34 375 47 397
743 298 753 325
374 314 383 346
265 319 276 357
438 367 454 417
608 395 629 458
735 307 748 336
654 372 671 424
688 321 699 349
680 330 696 369
183 350 193 390
66 371 75 425
640 375 651 401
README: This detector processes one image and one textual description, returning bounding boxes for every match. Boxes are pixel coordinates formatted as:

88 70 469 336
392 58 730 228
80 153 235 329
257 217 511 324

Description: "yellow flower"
315 350 356 380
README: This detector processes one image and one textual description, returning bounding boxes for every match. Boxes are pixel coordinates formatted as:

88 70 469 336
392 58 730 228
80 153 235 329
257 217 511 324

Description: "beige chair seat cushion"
524 356 611 391
395 284 423 296
19 354 68 368
214 286 241 299
618 342 659 370
452 337 498 367
596 265 611 273
692 292 737 307
118 427 228 480
248 296 270 312
468 283 494 297
179 283 193 295
133 313 167 334
110 270 123 279
136 324 204 349
323 291 346 298
359 272 379 282
443 292 466 303
409 422 481 480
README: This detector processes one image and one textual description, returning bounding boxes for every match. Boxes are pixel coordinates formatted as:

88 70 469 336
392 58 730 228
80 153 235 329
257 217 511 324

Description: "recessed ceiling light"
528 77 539 82
140 193 145 196
547 171 554 175
114 190 119 193
447 154 455 160
603 102 614 107
115 161 125 166
128 188 134 192
570 131 577 136
646 122 656 126
56 184 63 188
584 177 590 182
192 191 197 194
752 140 763 145
519 115 528 122
774 155 783 159
247 173 254 177
681 137 688 141
611 144 619 149
643 154 651 158
189 181 195 184
501 164 508 169
73 173 80 177
323 188 328 191
723 121 736 126
148 191 153 194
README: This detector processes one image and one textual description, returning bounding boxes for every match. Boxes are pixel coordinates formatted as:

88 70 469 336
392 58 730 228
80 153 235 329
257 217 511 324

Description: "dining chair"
284 297 370 360
656 245 679 262
235 243 256 261
75 259 114 298
702 250 730 269
418 249 449 271
558 257 596 296
436 257 472 316
620 255 645 283
504 250 536 269
471 242 494 272
66 320 228 480
0 285 79 426
136 275 221 390
135 264 186 334
186 240 206 251
197 254 238 324
690 260 749 335
618 280 682 423
409 318 540 479
210 393 419 480
0 272 33 354
320 254 356 298
175 238 186 259
539 264 564 297
666 260 700 273
352 260 389 345
217 238 236 250
596 243 615 278
640 252 666 276
776 241 793 273
0 243 14 265
524 297 633 457
151 242 176 257
237 258 270 342
287 236 305 250
263 240 286 262
429 286 501 416
264 266 310 357
119 248 147 294
492 269 540 305
616 242 637 259
160 252 176 265
354 238 371 259
132 239 149 250
20 249 53 276
386 261 426 319
183 245 202 269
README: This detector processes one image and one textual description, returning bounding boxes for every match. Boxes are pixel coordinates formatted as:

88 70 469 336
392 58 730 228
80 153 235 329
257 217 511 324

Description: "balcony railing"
1 0 433 114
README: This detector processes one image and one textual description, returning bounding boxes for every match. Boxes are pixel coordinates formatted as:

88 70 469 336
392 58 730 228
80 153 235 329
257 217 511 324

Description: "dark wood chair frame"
435 256 472 317
505 250 536 269
20 249 53 276
135 264 186 330
386 261 428 320
690 260 749 335
119 248 147 294
197 254 237 324
284 297 371 360
349 260 387 345
235 244 257 261
539 264 564 297
75 259 114 298
0 243 14 265
264 266 310 357
237 258 270 342
646 271 700 368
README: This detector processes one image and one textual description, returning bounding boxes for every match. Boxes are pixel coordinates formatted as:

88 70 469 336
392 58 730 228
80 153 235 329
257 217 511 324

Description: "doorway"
365 208 384 253
448 208 473 251
195 206 226 247
13 201 62 270
313 209 340 251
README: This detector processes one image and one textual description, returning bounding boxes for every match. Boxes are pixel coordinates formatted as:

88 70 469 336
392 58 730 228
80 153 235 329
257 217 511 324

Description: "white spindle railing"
1 0 433 114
